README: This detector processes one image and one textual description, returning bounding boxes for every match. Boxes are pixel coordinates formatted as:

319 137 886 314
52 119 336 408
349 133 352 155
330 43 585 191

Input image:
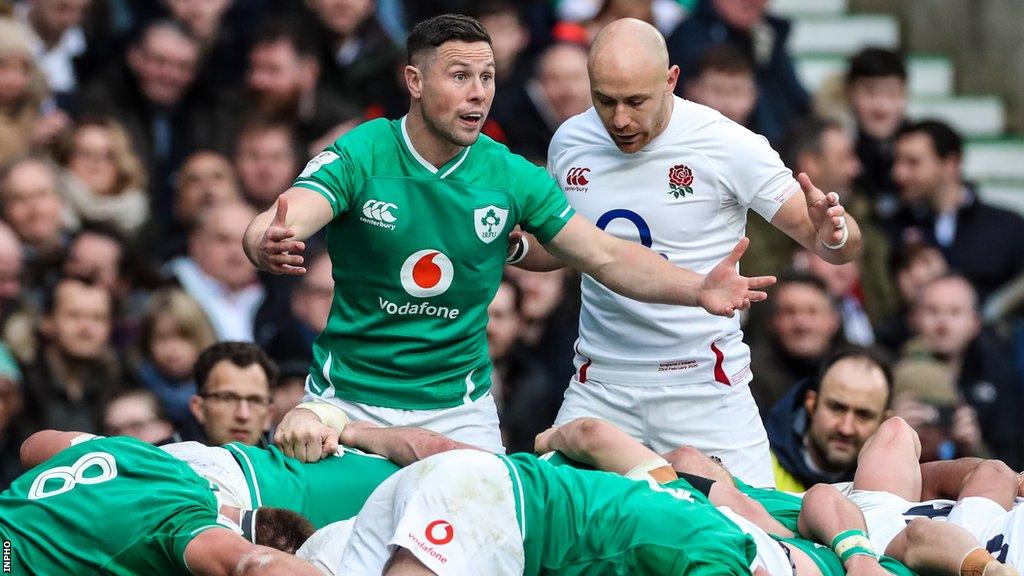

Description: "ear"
189 394 206 424
666 64 680 95
804 389 818 415
405 65 423 100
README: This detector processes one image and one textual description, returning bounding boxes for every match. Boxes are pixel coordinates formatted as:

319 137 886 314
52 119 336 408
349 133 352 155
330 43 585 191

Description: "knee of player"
970 459 1017 485
902 517 935 544
803 482 842 506
663 445 702 469
567 417 618 452
868 417 919 454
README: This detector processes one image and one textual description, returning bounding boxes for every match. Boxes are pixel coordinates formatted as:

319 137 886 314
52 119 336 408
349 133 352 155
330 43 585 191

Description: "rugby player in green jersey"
244 13 776 455
3 430 322 575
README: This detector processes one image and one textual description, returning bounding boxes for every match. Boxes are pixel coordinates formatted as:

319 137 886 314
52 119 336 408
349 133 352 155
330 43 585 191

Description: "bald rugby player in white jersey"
520 19 862 486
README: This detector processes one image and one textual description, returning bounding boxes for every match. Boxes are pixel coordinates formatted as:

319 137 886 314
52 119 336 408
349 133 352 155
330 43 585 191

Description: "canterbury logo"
360 199 398 230
566 167 590 187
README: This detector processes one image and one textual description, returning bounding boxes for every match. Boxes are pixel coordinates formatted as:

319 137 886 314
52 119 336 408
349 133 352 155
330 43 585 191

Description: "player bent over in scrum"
5 431 321 575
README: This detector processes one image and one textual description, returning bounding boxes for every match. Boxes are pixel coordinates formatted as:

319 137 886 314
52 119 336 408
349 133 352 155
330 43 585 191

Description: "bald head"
589 18 669 78
587 18 678 153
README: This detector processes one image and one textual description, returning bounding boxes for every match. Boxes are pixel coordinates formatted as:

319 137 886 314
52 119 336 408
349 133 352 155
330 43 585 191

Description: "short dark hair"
846 47 907 85
193 342 279 393
692 44 754 78
254 507 315 554
132 18 197 50
42 274 113 316
896 119 963 161
816 345 894 407
472 0 523 23
779 116 844 173
406 14 492 66
252 18 317 59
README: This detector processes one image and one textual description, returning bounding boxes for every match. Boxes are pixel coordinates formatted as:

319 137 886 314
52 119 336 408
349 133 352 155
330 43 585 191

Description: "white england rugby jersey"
548 97 799 386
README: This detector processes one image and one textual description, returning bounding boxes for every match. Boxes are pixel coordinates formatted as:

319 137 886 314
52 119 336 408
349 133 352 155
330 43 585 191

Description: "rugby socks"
830 529 877 563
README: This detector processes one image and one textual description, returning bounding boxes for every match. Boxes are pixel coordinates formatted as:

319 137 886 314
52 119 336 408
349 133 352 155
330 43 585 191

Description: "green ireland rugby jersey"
293 117 574 409
498 453 756 575
225 443 399 529
0 436 223 575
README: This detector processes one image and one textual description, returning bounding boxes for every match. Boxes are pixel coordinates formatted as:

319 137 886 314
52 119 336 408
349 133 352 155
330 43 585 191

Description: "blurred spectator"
0 17 69 163
13 0 91 104
473 0 530 91
166 149 241 258
876 242 949 352
0 344 28 491
306 0 404 112
55 116 149 237
243 19 358 152
750 274 843 413
794 249 876 346
255 248 332 366
556 0 685 37
133 288 217 430
62 225 124 294
764 346 891 492
270 360 307 430
667 0 810 143
21 275 123 433
163 0 248 92
233 119 299 211
846 47 907 215
490 42 590 162
80 19 231 227
900 274 1024 467
101 388 175 444
890 120 1024 304
487 278 559 453
0 221 24 325
0 154 78 288
683 44 757 126
167 201 264 341
188 341 275 446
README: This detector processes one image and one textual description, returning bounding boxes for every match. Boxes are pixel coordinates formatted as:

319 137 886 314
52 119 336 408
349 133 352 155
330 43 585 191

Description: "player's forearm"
343 426 469 466
919 458 985 501
243 209 275 269
798 484 882 570
587 238 703 306
544 418 663 476
516 234 566 272
810 217 861 265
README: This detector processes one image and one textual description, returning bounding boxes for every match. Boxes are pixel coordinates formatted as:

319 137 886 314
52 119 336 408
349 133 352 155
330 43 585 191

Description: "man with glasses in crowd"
188 341 276 447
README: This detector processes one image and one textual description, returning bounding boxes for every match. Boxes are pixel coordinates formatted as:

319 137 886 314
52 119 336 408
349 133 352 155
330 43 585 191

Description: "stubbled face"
234 128 297 208
149 313 201 380
190 203 257 291
770 282 839 359
412 41 495 148
892 132 953 204
536 45 591 123
913 277 979 357
486 282 519 361
193 361 271 446
590 53 676 154
1 160 65 249
247 40 308 113
849 76 907 140
45 280 112 361
806 358 889 472
686 70 756 125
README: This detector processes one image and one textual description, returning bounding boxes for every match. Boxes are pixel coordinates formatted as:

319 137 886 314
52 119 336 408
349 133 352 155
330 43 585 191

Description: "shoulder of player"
322 118 397 154
469 133 549 176
549 107 608 155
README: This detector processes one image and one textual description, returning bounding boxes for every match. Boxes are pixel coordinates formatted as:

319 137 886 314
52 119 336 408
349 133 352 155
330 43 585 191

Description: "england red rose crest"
668 164 694 198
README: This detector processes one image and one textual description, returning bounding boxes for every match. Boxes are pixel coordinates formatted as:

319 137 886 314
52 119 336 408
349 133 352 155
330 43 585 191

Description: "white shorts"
337 450 525 576
848 490 916 554
555 375 774 487
313 392 505 453
952 498 1023 567
718 506 793 576
296 519 356 576
160 441 251 509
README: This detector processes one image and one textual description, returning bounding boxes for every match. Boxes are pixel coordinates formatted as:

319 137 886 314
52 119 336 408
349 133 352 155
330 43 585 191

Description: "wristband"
625 457 675 484
821 225 849 250
505 236 530 264
831 529 876 563
296 401 350 434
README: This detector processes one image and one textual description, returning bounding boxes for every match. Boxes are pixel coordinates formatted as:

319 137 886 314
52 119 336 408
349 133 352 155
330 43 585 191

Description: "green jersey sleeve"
509 155 574 243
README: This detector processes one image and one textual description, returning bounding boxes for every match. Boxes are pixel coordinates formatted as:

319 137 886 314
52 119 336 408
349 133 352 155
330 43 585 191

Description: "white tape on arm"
295 402 350 434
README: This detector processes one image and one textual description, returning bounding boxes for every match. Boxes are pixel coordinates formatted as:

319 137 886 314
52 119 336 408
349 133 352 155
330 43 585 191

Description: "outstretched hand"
698 237 776 317
257 196 307 275
799 172 847 247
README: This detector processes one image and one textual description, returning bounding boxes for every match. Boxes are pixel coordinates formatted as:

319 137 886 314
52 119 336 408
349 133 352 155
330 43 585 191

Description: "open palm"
698 238 776 317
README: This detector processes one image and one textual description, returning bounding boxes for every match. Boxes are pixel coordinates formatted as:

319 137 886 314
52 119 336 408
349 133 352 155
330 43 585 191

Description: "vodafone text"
407 532 448 565
379 297 460 320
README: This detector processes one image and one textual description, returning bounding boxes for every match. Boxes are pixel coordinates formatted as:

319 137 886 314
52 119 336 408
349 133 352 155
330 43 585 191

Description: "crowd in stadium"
1 0 1024 574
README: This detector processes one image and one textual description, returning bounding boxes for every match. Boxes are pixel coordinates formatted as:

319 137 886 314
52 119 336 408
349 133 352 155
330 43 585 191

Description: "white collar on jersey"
400 115 472 179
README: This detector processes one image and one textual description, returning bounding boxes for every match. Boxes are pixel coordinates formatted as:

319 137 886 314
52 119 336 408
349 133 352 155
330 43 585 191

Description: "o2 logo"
596 209 667 259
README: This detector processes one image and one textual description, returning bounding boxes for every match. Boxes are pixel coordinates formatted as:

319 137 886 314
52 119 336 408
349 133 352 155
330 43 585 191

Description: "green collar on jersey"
399 115 473 179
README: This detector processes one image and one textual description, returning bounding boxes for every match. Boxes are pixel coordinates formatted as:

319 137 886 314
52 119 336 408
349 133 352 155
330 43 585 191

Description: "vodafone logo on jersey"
425 520 455 545
400 250 454 297
565 166 590 192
